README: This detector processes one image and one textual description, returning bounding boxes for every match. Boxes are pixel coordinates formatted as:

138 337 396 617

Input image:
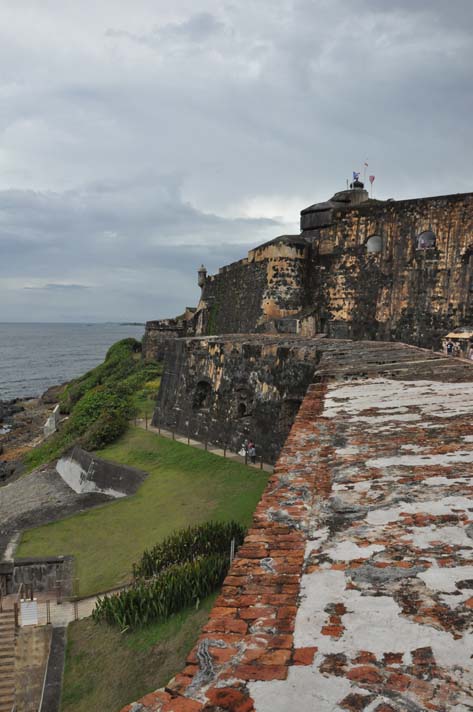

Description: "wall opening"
416 230 436 249
193 381 212 410
237 402 247 418
279 399 303 432
366 235 383 253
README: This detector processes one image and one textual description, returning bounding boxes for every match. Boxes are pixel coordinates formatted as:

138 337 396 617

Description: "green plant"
93 520 245 629
93 555 229 629
133 521 245 579
23 339 162 471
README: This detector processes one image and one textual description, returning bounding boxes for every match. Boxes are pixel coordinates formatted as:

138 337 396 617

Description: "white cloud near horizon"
0 0 472 321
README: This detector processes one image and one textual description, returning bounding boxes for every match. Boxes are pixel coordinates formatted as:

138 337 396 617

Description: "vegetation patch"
94 521 245 628
133 520 245 579
61 595 216 712
17 428 268 597
24 339 161 471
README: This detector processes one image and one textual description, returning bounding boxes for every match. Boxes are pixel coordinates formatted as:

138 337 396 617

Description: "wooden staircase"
0 609 15 712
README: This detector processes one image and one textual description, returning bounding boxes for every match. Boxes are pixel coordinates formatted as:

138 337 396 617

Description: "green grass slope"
17 428 268 597
61 595 216 712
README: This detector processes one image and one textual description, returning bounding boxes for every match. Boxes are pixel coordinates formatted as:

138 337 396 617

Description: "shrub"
133 521 246 580
24 338 162 471
93 555 229 629
93 521 246 629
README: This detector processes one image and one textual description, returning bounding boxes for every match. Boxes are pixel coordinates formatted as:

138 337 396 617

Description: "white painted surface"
56 455 125 498
21 600 38 626
254 377 473 710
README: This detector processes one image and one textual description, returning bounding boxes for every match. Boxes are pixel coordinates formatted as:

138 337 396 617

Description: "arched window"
416 230 436 249
193 381 211 410
366 235 383 253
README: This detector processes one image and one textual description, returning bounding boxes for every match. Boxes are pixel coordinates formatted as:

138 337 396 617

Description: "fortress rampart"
143 186 473 360
123 342 473 712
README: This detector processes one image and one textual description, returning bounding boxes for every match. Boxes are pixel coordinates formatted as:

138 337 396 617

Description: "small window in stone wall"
366 235 383 253
237 402 247 418
193 381 212 410
416 230 436 249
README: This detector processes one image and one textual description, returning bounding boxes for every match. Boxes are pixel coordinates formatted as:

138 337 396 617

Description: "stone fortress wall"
143 184 473 360
145 182 473 461
123 342 473 712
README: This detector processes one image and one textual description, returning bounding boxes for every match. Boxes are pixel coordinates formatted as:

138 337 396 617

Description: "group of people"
445 340 473 360
239 438 257 464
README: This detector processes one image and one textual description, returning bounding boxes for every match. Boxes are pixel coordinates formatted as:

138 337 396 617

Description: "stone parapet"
122 349 473 711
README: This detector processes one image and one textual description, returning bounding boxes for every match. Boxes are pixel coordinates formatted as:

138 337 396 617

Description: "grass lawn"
17 427 268 597
61 594 217 712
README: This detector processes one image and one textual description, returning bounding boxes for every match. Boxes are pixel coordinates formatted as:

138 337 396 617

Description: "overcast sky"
1 0 472 322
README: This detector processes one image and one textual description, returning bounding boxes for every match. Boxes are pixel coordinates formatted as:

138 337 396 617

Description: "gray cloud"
24 283 90 291
107 11 225 47
0 0 472 321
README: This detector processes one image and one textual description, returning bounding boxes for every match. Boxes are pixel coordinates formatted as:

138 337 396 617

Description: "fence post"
57 582 62 605
172 429 175 440
230 538 235 563
187 424 190 445
224 444 227 458
145 411 148 430
46 600 51 625
205 438 208 451
245 451 248 465
260 456 263 470
14 602 19 628
74 600 79 621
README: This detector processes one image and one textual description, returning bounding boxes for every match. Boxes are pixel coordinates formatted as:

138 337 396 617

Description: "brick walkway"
122 360 473 711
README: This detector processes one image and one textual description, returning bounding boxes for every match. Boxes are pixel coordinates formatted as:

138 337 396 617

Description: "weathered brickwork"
122 347 473 712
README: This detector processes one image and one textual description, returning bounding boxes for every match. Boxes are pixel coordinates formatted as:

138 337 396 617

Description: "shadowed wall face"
153 336 321 463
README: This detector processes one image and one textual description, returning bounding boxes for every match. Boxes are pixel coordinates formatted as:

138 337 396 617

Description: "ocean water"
0 323 145 400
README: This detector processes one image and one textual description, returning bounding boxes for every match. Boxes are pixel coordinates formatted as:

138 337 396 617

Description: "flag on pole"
369 175 375 184
353 171 360 181
364 161 369 167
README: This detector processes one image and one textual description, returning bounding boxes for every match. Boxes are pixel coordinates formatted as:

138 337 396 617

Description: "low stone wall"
56 446 147 498
0 556 74 596
13 556 74 595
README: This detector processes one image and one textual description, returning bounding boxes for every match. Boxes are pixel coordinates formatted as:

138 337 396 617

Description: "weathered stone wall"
198 239 309 336
142 319 185 361
152 335 467 463
122 345 473 712
153 334 324 463
13 556 74 595
189 191 473 349
311 192 473 346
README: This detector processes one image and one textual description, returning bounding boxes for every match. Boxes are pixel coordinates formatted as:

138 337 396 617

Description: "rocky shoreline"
0 384 65 483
